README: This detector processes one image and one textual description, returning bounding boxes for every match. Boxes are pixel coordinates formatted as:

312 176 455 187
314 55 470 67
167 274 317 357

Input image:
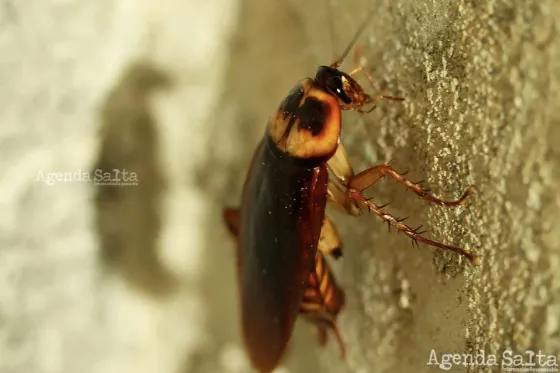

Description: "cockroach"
222 11 479 373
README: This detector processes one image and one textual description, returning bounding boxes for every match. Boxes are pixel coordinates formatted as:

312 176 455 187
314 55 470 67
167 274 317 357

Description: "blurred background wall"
1 1 559 373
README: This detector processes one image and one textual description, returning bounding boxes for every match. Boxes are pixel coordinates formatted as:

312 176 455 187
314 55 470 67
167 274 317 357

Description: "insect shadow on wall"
94 61 178 296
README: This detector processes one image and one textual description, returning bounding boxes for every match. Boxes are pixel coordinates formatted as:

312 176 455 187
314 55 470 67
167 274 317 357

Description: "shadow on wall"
93 61 177 297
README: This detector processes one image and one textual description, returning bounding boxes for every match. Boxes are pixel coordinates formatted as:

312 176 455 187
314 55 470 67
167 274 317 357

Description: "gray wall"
1 0 558 373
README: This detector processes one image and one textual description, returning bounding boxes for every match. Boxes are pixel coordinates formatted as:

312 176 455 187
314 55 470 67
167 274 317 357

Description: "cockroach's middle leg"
319 216 344 259
350 165 475 206
326 144 479 265
328 144 475 206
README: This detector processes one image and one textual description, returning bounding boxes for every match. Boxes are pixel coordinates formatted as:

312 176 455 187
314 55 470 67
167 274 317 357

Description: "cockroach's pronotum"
222 10 478 373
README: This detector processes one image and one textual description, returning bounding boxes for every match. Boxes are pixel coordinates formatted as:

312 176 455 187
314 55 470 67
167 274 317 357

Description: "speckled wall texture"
215 0 560 372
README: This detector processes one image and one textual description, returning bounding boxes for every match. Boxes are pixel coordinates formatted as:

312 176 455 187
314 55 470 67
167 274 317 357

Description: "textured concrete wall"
2 0 559 373
1 1 237 373
215 0 560 372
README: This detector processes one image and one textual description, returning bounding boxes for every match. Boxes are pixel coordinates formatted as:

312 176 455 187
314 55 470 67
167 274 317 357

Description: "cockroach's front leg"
326 144 479 265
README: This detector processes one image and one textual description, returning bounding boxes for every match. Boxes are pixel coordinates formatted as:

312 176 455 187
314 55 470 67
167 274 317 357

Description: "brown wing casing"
234 138 329 373
222 208 347 362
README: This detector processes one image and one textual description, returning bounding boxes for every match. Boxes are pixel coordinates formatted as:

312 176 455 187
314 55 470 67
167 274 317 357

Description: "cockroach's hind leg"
311 324 328 347
348 189 480 265
223 207 240 237
329 183 479 265
349 164 476 207
310 321 346 358
328 320 346 359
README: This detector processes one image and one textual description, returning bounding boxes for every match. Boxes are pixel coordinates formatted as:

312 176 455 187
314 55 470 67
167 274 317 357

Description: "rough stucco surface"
1 1 559 373
212 0 560 372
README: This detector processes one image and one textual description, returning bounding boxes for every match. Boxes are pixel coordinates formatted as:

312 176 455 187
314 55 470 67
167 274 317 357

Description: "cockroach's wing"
236 141 328 372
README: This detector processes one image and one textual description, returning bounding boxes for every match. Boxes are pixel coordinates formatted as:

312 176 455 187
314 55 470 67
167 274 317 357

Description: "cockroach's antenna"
325 0 337 60
331 7 376 69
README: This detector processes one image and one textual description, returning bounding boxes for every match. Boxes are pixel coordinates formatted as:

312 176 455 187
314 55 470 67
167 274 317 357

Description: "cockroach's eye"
326 77 352 104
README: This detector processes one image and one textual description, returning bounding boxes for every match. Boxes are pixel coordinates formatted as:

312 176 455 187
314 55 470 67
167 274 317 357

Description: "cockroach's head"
315 66 368 107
